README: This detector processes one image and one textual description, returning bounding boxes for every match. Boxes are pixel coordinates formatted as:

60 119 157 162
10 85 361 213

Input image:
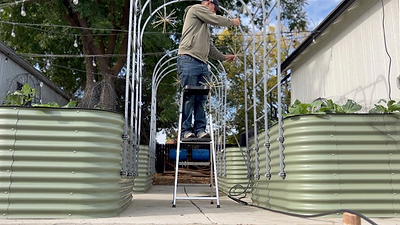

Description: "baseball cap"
210 0 222 15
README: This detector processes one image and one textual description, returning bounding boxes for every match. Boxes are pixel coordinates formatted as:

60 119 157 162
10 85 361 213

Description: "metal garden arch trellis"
122 0 286 182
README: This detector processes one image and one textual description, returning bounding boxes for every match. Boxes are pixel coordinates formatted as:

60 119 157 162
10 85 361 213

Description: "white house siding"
290 0 399 112
0 51 69 106
0 52 25 98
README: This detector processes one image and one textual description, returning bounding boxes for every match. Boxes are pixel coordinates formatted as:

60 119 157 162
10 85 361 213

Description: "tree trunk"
98 69 116 111
81 45 97 101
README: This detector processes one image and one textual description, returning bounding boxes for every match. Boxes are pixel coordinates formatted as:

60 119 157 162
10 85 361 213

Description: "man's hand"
224 55 237 62
232 18 240 26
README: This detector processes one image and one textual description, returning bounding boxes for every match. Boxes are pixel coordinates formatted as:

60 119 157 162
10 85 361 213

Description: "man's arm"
209 43 237 62
209 43 225 61
193 5 239 27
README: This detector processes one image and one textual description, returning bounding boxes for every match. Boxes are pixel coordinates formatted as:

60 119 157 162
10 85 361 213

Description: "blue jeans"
177 55 210 136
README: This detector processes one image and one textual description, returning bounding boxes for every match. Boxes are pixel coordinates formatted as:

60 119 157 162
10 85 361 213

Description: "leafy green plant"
285 99 362 117
30 100 77 108
3 83 78 108
318 99 341 113
32 102 60 108
369 99 400 113
62 100 77 108
3 83 38 106
324 99 363 113
285 99 323 116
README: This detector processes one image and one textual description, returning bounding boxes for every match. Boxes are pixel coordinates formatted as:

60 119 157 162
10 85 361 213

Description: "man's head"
202 0 222 15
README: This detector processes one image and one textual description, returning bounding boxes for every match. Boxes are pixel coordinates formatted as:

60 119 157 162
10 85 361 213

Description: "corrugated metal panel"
0 106 132 218
133 146 153 193
0 107 18 217
118 178 134 214
251 114 400 217
218 147 250 195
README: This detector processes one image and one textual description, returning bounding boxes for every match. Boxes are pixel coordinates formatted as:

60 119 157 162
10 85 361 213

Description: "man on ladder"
177 0 240 139
173 0 240 208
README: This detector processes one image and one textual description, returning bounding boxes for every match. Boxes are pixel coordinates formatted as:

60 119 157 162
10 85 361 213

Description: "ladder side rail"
172 90 185 207
209 113 220 207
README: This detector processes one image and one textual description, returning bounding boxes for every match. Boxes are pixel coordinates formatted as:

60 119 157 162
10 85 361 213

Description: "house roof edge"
281 0 357 72
0 41 71 101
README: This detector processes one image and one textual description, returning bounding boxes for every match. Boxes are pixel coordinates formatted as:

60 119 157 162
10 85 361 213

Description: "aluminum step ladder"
172 85 220 208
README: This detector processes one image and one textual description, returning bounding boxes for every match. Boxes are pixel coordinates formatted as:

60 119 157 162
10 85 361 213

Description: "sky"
306 0 343 28
156 0 343 144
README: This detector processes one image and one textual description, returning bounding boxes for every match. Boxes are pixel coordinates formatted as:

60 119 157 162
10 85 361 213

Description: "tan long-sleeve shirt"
178 4 234 63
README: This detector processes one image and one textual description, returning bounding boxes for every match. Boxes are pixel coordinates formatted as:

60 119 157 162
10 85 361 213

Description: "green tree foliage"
0 0 183 144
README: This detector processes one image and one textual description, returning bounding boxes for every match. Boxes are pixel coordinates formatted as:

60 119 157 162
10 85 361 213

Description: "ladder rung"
178 162 210 166
183 85 210 96
180 141 212 145
175 196 217 200
177 184 212 187
180 137 211 143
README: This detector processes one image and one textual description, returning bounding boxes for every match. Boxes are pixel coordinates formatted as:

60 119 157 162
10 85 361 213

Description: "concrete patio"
2 185 400 225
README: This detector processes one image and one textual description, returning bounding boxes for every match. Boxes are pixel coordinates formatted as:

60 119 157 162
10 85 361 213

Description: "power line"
16 24 126 37
18 51 171 58
0 20 312 37
19 53 128 58
0 20 128 33
28 58 123 78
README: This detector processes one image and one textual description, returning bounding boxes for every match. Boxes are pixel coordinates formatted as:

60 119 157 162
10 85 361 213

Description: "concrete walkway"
2 185 400 225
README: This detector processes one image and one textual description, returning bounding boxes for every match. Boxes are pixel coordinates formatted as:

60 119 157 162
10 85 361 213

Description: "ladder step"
177 184 212 187
175 196 218 200
178 162 210 166
181 137 211 143
183 85 210 96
